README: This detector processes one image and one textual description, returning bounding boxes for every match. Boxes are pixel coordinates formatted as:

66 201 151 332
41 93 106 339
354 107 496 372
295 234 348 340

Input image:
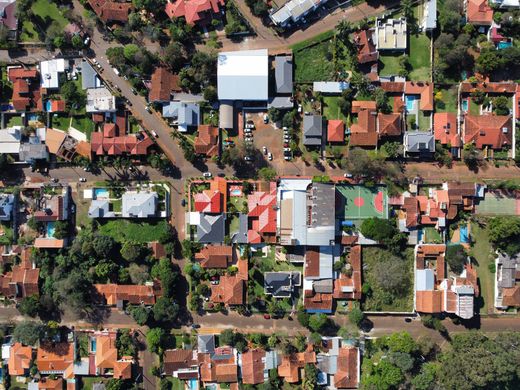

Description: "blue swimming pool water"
405 95 416 112
460 225 469 243
188 379 197 390
90 338 97 352
46 222 55 238
94 188 110 199
462 99 469 112
230 189 241 196
498 41 512 49
45 100 52 112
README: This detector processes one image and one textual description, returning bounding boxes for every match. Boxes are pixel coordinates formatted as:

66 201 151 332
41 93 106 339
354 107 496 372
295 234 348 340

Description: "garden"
294 41 335 83
97 220 173 244
20 0 70 43
322 96 348 122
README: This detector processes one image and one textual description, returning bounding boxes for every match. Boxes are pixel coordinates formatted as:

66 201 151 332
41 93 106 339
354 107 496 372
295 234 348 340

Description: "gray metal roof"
162 102 200 131
313 279 333 293
264 271 301 297
497 253 519 288
81 60 99 90
122 192 158 218
275 56 293 94
219 102 234 129
303 115 323 146
422 0 437 30
232 213 248 244
19 142 48 163
197 213 225 243
198 334 215 354
313 81 349 94
265 351 279 370
268 96 293 109
404 131 435 153
415 269 434 291
88 199 115 219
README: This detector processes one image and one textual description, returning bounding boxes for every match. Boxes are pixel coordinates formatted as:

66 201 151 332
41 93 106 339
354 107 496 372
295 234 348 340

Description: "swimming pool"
498 41 512 49
90 338 97 353
188 379 198 390
45 100 52 112
46 222 56 238
94 188 110 199
230 189 242 196
405 95 416 112
462 99 469 112
459 225 469 243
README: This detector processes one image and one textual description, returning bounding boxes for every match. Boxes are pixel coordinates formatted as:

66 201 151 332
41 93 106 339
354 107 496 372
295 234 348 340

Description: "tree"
348 307 364 328
258 167 277 181
151 258 179 298
411 363 437 390
71 34 83 49
117 329 137 357
128 264 150 285
362 359 404 389
445 244 467 274
388 351 415 373
120 241 143 262
13 321 42 345
52 220 69 239
462 144 484 171
302 364 318 390
60 81 86 111
146 328 166 354
92 235 116 258
371 255 410 296
203 86 217 102
123 44 140 61
476 49 502 74
53 270 95 317
130 305 149 326
153 297 179 323
308 313 328 333
268 107 283 123
163 42 187 73
18 295 41 318
488 216 520 255
493 96 510 116
360 217 397 243
384 332 417 354
381 141 402 159
106 379 123 390
219 329 235 346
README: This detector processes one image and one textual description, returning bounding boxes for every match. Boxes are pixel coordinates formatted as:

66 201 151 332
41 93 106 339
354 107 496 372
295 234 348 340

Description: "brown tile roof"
163 349 197 374
415 290 443 313
149 67 181 102
0 264 39 298
278 355 301 383
327 120 345 143
334 347 359 389
37 342 74 374
434 112 461 147
195 245 233 268
210 275 244 305
94 282 161 305
304 247 320 278
304 291 333 312
333 245 362 300
38 378 64 390
148 241 166 259
198 351 238 383
351 100 376 113
464 114 512 150
8 342 32 376
378 113 402 137
353 29 378 64
194 125 219 157
87 0 132 22
466 0 493 25
350 107 378 147
460 81 516 94
502 286 520 307
405 81 433 111
241 349 266 385
403 197 419 228
215 362 238 382
380 82 405 93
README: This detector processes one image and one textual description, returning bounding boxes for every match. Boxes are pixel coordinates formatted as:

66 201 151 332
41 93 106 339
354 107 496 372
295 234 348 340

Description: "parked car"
344 172 353 178
283 147 291 152
298 104 303 113
263 114 269 123
79 177 87 182
283 126 288 131
284 155 292 161
283 143 289 148
50 178 59 183
145 106 152 113
268 152 273 161
210 280 219 285
131 88 137 95
203 172 212 178
244 156 253 162
151 130 158 138
191 324 201 329
262 146 267 155
181 199 187 207
263 314 271 319
245 123 255 129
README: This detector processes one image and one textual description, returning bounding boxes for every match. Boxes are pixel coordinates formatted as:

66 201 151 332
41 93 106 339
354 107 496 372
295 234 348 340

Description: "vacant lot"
469 222 496 314
294 42 334 83
33 0 69 29
322 96 347 122
98 219 170 243
409 34 431 81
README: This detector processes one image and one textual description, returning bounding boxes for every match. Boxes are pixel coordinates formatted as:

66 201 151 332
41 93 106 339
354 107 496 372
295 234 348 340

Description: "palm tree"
336 20 353 41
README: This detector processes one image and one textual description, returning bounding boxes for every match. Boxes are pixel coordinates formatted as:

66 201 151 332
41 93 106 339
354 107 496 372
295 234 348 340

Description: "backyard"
294 41 335 83
436 86 458 113
469 222 495 314
72 115 95 140
22 0 70 42
7 115 23 127
51 115 71 131
97 219 171 243
79 378 109 390
322 96 348 122
409 33 431 81
379 53 403 77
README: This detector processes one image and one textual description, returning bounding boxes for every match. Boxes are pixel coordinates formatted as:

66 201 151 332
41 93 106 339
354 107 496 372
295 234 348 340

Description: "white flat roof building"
86 87 116 113
217 49 268 101
0 126 22 154
40 59 66 89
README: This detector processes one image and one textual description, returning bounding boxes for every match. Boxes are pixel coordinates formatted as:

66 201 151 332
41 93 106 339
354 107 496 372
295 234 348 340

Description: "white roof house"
422 0 437 31
217 49 268 101
86 87 116 113
40 59 66 89
270 0 324 27
0 126 22 154
122 192 158 218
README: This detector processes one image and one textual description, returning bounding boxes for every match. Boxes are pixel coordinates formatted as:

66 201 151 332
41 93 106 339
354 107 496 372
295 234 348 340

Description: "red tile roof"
304 247 320 278
95 282 161 305
333 245 362 300
165 0 225 25
380 82 405 93
327 120 345 143
464 114 512 149
163 349 197 374
304 291 333 312
350 107 378 147
37 342 74 374
50 100 66 112
334 347 359 389
210 275 244 305
194 245 233 268
248 182 277 244
434 112 461 147
0 263 39 299
149 241 167 259
8 67 41 112
353 29 378 64
460 81 517 94
405 81 433 111
91 130 153 156
415 290 443 313
8 343 32 376
241 349 266 385
467 0 493 25
194 125 219 157
378 113 402 137
149 67 181 102
194 189 222 213
38 378 63 390
87 0 132 23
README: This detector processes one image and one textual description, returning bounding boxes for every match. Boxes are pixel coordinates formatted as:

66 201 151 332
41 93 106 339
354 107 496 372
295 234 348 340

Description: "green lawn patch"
469 99 480 115
290 29 335 52
228 214 240 235
167 378 185 390
253 246 302 272
294 41 334 83
20 21 39 42
469 222 495 315
423 226 443 243
32 0 69 30
418 110 432 131
51 115 71 131
71 115 95 140
7 115 23 127
97 220 171 243
10 376 28 390
409 33 431 81
322 96 347 122
79 378 109 390
436 86 458 113
379 53 404 77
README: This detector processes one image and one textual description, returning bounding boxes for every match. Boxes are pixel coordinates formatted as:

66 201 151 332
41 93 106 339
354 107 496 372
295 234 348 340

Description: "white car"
244 128 252 133
245 123 255 129
284 136 291 142
262 146 267 155
344 173 353 178
284 147 291 152
203 172 212 178
79 177 87 182
151 130 158 138
268 152 273 161
244 156 253 161
283 127 288 131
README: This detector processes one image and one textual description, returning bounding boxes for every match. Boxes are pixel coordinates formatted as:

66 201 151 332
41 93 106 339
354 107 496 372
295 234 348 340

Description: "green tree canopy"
488 216 520 255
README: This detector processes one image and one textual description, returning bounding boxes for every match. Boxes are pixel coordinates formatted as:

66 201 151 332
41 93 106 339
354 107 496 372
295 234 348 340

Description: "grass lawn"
322 96 347 122
290 29 335 52
20 20 39 42
423 226 443 243
294 41 335 83
32 0 69 30
436 86 458 113
253 246 302 272
409 34 431 81
51 115 71 131
469 222 496 315
7 115 23 127
469 99 480 115
228 214 240 234
10 377 28 390
362 247 414 312
228 195 247 213
98 220 170 243
80 378 109 390
418 111 432 131
72 115 95 140
166 378 186 390
379 53 404 77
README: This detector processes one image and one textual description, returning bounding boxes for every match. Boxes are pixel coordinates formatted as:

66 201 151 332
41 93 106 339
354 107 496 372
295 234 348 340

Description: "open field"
294 42 335 83
97 219 170 243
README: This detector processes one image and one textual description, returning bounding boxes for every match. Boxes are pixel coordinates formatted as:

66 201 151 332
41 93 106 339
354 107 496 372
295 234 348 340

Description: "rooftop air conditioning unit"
502 127 509 133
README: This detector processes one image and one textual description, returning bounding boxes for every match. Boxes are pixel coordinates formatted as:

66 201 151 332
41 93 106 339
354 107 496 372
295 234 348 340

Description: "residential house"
349 101 378 147
405 81 434 114
121 191 158 218
94 281 162 308
194 189 222 213
333 245 362 301
495 253 520 309
8 342 33 376
0 0 18 39
162 102 200 132
403 131 435 157
31 186 69 249
0 262 39 299
45 128 90 162
86 87 116 113
490 0 520 8
194 125 219 157
316 338 360 389
275 56 293 95
241 349 266 385
81 60 101 90
91 123 153 156
217 49 268 101
466 0 493 26
313 82 349 95
463 114 512 155
87 0 133 23
210 275 245 306
19 140 49 165
270 0 326 27
422 0 437 31
434 112 462 157
163 349 198 380
353 29 379 64
327 120 345 144
264 271 301 298
334 346 360 389
375 17 407 51
278 347 316 383
28 377 64 390
40 59 67 91
414 244 479 319
91 332 132 379
247 182 277 244
303 246 335 314
8 67 42 111
0 126 22 155
303 115 323 147
149 67 181 103
165 0 224 26
0 193 15 221
378 112 403 139
193 213 226 243
199 346 238 385
194 245 233 268
37 342 74 376
197 334 215 354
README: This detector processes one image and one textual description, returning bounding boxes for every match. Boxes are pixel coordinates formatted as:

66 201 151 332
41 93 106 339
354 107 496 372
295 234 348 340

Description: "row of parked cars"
282 127 292 161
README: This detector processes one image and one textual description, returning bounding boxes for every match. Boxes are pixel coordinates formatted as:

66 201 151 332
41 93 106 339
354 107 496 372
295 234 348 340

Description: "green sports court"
336 185 389 220
476 190 520 216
